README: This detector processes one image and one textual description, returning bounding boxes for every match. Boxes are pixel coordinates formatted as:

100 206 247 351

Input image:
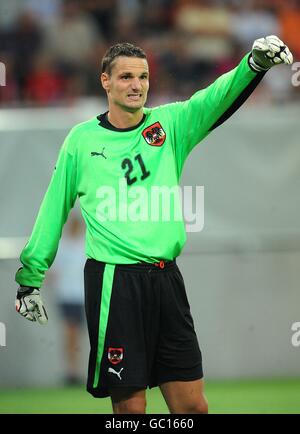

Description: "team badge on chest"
108 347 124 365
142 122 166 146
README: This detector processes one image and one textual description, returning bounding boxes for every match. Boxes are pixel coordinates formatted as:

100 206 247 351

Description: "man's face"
101 56 149 113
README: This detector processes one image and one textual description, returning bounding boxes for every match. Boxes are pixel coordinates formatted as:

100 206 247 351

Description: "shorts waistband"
85 258 177 273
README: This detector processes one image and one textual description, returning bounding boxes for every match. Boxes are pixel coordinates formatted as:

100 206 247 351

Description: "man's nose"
131 78 142 91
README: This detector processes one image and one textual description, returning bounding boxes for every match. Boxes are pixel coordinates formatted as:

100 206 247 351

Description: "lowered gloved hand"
250 35 293 72
16 286 48 325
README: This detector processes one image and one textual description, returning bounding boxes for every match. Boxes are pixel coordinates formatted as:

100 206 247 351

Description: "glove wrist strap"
17 286 39 296
248 55 269 72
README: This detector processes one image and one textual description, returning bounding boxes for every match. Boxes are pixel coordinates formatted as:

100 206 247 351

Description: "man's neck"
107 108 144 129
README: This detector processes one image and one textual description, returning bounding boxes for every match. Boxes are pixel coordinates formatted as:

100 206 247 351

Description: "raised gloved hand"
250 35 293 72
16 286 48 325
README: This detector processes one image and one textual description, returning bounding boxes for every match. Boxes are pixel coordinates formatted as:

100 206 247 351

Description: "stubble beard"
115 96 147 113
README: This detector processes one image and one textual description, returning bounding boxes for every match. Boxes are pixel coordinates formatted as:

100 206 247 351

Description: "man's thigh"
110 387 147 414
159 379 208 414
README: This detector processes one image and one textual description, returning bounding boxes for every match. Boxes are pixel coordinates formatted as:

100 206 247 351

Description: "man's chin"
123 102 145 113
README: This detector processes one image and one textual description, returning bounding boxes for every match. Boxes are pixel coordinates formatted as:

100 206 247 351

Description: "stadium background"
0 0 300 413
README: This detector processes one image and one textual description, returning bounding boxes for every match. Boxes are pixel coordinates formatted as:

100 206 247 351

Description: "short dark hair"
101 42 147 75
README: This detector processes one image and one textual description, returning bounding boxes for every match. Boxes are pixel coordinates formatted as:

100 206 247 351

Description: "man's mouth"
127 94 142 101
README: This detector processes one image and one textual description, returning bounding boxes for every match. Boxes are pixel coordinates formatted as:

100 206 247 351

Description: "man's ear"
101 72 110 92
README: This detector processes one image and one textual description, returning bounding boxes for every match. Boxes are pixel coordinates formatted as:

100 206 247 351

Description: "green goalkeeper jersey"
16 54 264 288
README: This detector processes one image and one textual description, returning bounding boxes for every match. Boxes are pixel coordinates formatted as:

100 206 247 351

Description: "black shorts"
84 258 203 398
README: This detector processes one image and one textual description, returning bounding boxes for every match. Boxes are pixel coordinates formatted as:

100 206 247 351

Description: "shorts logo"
142 122 166 146
108 347 124 365
108 367 124 380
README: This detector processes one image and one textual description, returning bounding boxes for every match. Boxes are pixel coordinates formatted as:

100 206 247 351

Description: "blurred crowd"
0 0 299 107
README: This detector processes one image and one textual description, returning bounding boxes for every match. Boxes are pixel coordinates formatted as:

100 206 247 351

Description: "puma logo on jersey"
108 367 124 380
91 147 107 159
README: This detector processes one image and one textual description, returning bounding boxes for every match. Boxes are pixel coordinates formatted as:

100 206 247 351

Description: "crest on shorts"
142 122 166 146
108 347 124 365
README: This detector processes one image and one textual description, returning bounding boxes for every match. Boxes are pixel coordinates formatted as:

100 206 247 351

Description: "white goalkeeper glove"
16 286 48 325
250 35 293 72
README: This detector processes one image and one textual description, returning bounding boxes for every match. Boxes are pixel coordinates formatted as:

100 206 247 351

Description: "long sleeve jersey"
16 54 265 288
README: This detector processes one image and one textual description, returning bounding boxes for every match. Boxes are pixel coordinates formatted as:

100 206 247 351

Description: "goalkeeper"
15 36 292 414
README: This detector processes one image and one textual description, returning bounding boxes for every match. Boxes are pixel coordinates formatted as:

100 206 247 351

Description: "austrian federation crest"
108 347 124 365
142 122 166 146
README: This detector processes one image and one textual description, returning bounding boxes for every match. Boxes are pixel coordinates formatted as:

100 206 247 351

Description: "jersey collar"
97 111 146 132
